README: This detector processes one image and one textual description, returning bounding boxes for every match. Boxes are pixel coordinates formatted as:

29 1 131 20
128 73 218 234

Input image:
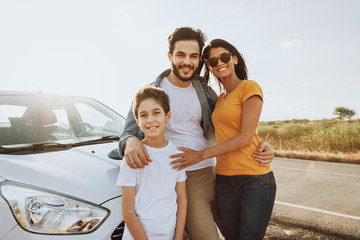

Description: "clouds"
280 1 290 8
280 39 304 49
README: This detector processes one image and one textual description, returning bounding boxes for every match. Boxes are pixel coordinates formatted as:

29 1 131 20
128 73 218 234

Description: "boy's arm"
122 186 148 240
174 181 187 240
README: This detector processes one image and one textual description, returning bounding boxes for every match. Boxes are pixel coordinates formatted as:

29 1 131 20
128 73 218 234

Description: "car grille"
111 221 125 240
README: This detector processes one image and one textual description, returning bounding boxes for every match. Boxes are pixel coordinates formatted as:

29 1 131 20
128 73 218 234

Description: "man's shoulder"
192 74 207 82
191 75 217 95
153 69 172 86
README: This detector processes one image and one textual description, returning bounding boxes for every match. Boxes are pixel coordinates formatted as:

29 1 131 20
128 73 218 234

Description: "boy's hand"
124 137 152 168
253 140 274 166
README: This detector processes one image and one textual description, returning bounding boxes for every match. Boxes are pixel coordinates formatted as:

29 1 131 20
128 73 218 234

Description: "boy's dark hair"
168 27 207 55
133 86 170 120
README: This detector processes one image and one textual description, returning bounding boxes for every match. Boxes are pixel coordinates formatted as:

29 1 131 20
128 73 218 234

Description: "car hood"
0 142 122 204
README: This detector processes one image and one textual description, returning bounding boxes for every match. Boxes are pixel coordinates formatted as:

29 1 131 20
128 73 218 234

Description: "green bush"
259 119 360 154
279 123 312 139
258 126 279 138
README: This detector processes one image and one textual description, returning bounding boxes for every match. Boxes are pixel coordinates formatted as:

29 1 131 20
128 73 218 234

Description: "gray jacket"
118 69 218 157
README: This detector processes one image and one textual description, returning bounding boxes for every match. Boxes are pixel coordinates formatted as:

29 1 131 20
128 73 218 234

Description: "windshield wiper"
32 142 74 149
0 136 119 154
100 135 120 140
0 143 73 154
74 135 120 146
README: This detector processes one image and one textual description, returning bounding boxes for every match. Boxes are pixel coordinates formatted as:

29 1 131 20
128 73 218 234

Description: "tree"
333 107 356 120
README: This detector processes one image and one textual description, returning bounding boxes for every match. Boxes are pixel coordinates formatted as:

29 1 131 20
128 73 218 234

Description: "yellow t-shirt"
212 80 272 176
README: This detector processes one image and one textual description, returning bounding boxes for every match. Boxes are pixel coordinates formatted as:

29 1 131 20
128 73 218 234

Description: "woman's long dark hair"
202 39 248 91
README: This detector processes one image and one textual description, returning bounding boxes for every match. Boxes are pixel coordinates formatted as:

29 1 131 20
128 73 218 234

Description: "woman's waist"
215 149 271 175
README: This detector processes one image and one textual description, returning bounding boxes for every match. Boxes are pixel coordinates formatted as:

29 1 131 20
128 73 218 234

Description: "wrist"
200 150 208 161
125 136 138 147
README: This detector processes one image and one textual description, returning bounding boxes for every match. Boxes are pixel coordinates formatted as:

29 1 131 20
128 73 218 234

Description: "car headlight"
0 181 109 234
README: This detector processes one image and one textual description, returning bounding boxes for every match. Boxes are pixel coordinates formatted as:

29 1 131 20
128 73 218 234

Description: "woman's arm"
122 186 148 240
174 181 187 240
170 95 263 170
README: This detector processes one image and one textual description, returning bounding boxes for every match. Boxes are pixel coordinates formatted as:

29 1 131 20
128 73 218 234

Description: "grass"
259 118 360 164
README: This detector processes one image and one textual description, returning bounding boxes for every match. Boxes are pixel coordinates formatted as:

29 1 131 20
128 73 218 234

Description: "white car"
0 91 125 240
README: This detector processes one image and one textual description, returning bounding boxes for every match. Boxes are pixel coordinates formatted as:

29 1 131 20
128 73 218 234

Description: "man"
119 27 274 240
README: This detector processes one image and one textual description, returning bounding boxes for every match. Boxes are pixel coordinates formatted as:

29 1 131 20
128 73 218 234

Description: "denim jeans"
215 172 276 240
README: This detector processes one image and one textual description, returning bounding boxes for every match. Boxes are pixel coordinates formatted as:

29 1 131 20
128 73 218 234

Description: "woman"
171 39 276 240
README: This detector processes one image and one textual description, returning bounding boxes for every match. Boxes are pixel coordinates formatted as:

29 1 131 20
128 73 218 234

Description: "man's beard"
172 62 198 82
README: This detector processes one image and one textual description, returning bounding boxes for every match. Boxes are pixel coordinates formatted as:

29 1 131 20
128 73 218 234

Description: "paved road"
270 158 360 239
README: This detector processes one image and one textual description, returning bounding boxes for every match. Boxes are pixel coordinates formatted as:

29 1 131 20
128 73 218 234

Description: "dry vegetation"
259 118 360 164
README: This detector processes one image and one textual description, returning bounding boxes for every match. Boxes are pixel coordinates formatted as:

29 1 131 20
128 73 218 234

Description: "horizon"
259 117 360 123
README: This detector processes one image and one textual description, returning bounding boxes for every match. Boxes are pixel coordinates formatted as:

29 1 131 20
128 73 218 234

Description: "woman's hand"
169 147 204 171
253 141 274 166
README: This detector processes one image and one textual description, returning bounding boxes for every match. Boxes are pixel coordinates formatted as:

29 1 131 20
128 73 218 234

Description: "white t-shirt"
116 141 187 240
161 77 216 171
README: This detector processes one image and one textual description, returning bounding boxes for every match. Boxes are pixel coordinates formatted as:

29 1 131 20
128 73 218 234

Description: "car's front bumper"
0 184 17 239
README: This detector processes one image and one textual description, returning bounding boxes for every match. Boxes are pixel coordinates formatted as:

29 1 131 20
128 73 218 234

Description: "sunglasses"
207 52 232 68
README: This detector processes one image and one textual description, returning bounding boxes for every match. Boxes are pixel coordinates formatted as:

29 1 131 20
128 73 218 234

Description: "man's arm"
174 181 187 240
119 104 152 168
122 186 148 240
119 105 142 155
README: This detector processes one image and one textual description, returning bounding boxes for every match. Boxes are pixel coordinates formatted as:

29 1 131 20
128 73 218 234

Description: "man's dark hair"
168 27 207 55
133 86 170 120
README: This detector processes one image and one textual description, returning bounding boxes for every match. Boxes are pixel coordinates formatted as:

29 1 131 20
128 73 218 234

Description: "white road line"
275 201 360 220
275 166 360 178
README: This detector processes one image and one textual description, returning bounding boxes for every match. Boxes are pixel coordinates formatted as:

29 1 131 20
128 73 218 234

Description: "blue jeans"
215 172 276 240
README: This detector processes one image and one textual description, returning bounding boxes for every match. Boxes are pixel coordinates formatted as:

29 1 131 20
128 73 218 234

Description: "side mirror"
108 148 123 160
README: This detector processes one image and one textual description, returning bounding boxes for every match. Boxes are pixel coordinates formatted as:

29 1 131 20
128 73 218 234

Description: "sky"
1 0 359 122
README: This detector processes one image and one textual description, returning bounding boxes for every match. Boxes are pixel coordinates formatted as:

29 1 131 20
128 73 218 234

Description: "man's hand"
253 141 274 166
124 137 152 169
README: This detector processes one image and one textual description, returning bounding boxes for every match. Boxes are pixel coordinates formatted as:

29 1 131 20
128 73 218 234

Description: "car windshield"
0 94 125 153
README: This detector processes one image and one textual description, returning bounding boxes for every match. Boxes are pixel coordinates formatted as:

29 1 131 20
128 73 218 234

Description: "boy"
116 86 187 240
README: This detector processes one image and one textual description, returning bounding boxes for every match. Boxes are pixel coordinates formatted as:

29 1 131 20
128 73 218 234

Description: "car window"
0 105 27 126
0 95 125 151
52 108 71 128
75 102 118 132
